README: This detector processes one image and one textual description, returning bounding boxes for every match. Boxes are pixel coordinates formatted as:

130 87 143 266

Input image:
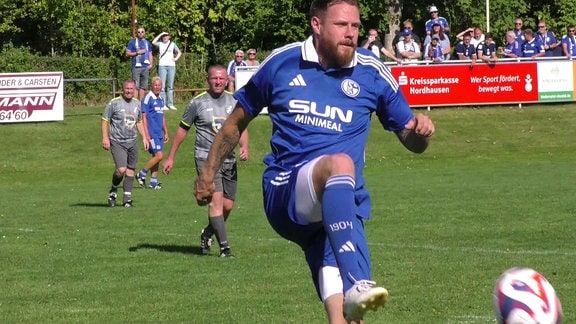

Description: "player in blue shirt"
194 0 435 322
137 77 169 189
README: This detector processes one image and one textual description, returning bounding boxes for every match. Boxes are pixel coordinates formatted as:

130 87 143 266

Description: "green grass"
1 104 575 323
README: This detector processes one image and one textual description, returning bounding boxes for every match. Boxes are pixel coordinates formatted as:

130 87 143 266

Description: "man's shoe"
149 183 162 190
108 192 117 207
123 200 133 208
343 280 388 322
219 247 234 258
137 175 146 189
200 230 213 255
168 105 178 110
161 106 169 110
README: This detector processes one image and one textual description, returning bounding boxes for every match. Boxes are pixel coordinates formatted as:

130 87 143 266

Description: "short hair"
235 49 244 56
207 64 227 76
524 28 533 35
310 0 359 18
484 32 494 40
151 76 162 84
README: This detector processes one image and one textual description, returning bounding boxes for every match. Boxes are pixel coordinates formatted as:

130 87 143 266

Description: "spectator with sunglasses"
561 25 576 59
246 49 260 66
425 6 450 35
536 21 561 57
227 49 248 92
126 27 153 100
513 19 525 43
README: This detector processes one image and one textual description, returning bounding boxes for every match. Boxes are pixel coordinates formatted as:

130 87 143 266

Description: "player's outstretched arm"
195 105 252 205
395 113 435 153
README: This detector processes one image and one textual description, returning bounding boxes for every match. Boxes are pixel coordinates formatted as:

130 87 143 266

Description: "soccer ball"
493 267 562 324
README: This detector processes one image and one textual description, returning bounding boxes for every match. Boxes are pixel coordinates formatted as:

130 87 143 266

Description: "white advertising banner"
0 72 64 123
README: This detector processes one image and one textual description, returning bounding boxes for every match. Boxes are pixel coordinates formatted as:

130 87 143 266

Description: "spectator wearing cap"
246 48 260 66
397 28 421 64
477 32 498 63
425 6 450 35
424 36 444 63
457 27 485 48
392 20 422 60
423 23 451 60
152 31 181 110
227 49 248 92
361 28 402 63
455 33 477 65
561 25 576 59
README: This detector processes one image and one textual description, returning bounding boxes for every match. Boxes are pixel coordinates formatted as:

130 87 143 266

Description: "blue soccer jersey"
234 36 414 219
141 91 165 138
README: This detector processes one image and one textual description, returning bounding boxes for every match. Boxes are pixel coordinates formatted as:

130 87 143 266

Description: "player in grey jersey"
163 64 249 257
102 79 149 207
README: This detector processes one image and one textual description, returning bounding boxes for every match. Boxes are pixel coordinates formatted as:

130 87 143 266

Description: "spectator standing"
561 25 576 59
500 31 522 58
126 27 153 100
136 77 169 190
514 19 525 43
246 48 260 66
152 31 181 111
361 28 401 63
397 28 422 64
101 79 149 208
194 1 435 322
476 32 498 63
536 21 561 57
457 27 485 48
227 50 248 92
424 36 444 62
425 6 450 35
455 33 477 65
163 64 249 258
423 23 451 60
521 29 545 59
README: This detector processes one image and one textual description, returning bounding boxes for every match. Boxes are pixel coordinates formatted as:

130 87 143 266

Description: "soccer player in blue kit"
194 0 435 323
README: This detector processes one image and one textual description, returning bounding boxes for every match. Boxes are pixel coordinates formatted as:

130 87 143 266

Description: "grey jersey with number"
102 96 143 143
181 91 237 162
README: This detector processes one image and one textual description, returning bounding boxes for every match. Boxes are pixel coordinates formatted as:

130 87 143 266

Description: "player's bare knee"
327 153 354 176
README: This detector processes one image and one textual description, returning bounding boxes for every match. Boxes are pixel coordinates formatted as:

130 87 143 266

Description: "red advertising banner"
390 62 540 107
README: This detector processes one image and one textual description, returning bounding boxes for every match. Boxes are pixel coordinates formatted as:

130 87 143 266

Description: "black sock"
123 175 134 202
209 215 228 248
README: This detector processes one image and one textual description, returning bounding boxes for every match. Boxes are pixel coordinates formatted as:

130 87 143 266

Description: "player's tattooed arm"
395 114 435 153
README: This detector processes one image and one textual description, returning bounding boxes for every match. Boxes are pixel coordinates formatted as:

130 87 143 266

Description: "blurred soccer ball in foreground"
493 267 562 324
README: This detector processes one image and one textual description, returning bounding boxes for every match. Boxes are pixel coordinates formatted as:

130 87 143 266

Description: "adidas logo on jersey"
339 241 356 253
289 74 307 86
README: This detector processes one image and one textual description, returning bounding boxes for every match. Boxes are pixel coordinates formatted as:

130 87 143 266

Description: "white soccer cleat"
343 280 388 322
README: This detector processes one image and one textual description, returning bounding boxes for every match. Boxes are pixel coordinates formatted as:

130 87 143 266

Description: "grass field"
1 103 575 323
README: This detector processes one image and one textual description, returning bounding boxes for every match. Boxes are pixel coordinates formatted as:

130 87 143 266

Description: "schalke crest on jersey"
341 79 360 98
212 116 227 133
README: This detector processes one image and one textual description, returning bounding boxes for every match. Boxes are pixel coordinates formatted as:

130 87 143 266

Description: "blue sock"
150 177 158 188
138 169 148 179
321 175 362 290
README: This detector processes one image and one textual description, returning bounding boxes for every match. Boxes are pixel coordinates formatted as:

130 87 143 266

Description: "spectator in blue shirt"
501 31 522 59
521 29 545 59
425 6 450 35
536 21 561 57
226 49 248 92
561 25 576 59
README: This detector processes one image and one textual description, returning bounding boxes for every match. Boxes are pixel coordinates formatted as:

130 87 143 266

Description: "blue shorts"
262 163 371 299
147 137 164 155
